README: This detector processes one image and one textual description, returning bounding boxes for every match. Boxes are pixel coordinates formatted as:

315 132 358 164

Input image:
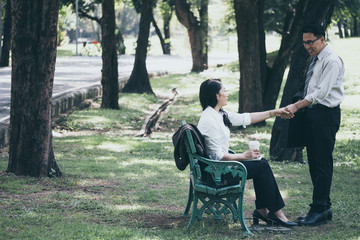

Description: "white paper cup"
248 141 260 150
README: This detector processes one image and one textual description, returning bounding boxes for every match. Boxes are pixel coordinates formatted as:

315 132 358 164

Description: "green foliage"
115 0 140 36
263 0 299 34
58 4 76 32
220 0 299 34
159 0 174 26
334 0 360 21
131 0 157 13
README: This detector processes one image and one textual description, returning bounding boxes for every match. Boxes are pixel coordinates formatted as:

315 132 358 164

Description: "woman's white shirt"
197 106 251 160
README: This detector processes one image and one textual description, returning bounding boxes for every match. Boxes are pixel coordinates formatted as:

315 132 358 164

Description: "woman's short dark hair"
199 79 222 111
199 79 232 128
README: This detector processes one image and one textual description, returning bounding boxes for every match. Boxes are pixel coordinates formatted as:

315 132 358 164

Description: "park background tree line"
0 0 359 177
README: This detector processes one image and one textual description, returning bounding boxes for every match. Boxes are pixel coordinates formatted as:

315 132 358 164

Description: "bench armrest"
193 154 247 187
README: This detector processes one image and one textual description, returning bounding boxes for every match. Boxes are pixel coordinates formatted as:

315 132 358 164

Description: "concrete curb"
0 71 167 149
52 84 102 118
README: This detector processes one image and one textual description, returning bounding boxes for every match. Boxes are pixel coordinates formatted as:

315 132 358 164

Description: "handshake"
270 103 298 120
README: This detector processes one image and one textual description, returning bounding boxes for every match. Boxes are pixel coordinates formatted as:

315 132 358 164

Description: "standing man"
285 24 345 226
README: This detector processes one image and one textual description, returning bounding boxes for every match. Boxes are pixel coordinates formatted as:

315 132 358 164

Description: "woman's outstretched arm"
249 108 293 124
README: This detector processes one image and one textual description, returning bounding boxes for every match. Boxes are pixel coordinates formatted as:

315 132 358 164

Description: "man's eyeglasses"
303 37 321 46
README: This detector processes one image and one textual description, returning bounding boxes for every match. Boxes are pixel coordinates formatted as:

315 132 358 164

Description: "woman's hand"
222 149 261 161
240 149 261 160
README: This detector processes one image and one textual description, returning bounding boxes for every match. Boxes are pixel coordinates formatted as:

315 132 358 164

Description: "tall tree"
159 0 174 54
0 0 11 67
132 0 172 55
8 0 62 177
270 0 335 162
0 0 3 60
151 13 168 54
174 0 209 72
233 0 308 118
61 0 120 109
122 0 155 94
263 0 308 111
234 0 264 114
334 0 360 37
101 0 120 109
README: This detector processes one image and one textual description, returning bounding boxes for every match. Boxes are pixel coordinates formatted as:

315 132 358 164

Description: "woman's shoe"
267 212 298 227
253 210 272 225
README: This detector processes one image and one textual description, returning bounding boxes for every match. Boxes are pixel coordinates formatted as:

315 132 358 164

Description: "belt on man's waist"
307 104 339 109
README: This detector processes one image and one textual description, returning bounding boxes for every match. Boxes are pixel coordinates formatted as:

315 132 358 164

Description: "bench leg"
187 193 199 229
183 180 193 216
237 198 252 235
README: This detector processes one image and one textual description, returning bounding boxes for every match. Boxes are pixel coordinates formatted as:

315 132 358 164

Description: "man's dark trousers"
305 106 340 212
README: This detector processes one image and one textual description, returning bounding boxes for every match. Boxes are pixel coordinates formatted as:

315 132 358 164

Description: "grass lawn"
1 37 360 240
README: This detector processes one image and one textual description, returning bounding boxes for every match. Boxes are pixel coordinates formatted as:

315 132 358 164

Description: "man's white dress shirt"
305 45 345 108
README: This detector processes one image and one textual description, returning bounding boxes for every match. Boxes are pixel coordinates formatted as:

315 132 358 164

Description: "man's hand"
280 104 298 119
285 103 298 115
272 107 294 119
281 99 312 119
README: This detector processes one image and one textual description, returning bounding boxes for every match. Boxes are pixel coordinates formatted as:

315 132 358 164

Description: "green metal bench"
180 121 251 235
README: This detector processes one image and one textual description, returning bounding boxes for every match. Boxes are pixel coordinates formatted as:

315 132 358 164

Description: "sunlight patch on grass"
74 179 110 187
342 95 360 109
248 131 272 141
117 159 172 168
85 116 108 123
96 156 114 161
199 68 233 80
337 131 360 140
97 142 129 152
113 204 149 211
228 137 248 147
279 189 289 200
84 145 95 150
60 138 83 143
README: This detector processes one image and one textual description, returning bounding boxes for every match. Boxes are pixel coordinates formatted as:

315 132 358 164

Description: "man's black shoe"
297 209 332 226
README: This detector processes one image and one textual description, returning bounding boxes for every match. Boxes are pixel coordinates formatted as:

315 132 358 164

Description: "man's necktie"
303 56 318 98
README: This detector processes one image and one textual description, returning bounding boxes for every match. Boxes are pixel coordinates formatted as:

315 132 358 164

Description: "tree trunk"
122 0 154 94
174 0 208 72
258 0 267 92
164 19 171 40
263 0 308 111
0 0 2 60
352 15 358 37
0 0 11 67
337 20 344 38
116 28 126 54
344 19 350 37
100 0 119 109
151 14 167 55
270 0 335 162
234 0 263 113
7 0 62 177
163 9 172 55
199 0 208 71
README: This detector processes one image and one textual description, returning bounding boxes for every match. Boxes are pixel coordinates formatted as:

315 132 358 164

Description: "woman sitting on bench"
197 78 297 227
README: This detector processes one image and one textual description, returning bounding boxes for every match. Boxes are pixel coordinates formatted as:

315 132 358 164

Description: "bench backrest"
181 121 247 188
